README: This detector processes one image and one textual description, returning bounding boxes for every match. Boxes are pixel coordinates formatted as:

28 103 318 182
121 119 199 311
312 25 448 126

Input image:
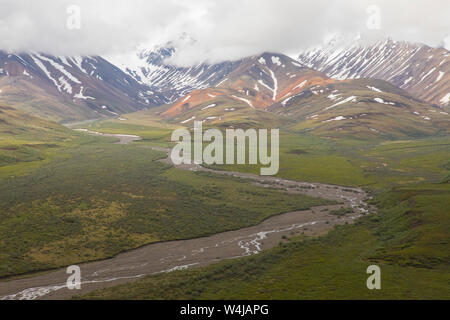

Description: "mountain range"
297 38 450 109
0 37 449 132
0 51 166 122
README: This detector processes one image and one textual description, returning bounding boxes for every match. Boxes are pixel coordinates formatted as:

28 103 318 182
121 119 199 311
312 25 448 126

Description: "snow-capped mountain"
107 42 241 104
159 52 329 118
0 51 165 122
154 45 449 137
2 36 449 123
298 38 450 108
108 38 329 111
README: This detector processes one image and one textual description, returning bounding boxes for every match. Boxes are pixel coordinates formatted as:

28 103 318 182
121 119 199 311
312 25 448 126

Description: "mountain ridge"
297 38 450 109
0 51 166 122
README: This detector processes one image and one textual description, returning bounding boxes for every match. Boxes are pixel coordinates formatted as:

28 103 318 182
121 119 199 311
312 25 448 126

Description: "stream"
0 131 373 300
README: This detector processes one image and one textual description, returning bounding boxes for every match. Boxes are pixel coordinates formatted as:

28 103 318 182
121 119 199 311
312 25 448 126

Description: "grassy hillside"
0 104 85 179
269 79 450 139
0 104 75 141
0 79 102 122
168 95 292 129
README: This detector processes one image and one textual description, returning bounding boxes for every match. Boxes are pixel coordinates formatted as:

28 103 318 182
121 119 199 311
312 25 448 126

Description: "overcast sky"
0 0 449 66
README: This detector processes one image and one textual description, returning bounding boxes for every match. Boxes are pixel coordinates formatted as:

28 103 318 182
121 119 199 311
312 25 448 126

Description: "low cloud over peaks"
1 0 449 65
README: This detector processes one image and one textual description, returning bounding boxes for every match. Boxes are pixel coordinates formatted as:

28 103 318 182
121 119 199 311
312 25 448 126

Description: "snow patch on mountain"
231 95 254 108
74 86 95 100
441 92 450 104
271 56 281 66
325 95 356 110
374 97 395 105
201 103 216 110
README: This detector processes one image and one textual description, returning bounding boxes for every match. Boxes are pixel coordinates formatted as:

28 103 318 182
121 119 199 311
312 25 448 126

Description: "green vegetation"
0 105 89 179
0 135 329 278
207 131 450 188
79 183 450 300
1 105 448 299
272 79 450 139
330 207 354 216
80 119 174 148
70 111 449 300
84 116 450 188
73 108 450 187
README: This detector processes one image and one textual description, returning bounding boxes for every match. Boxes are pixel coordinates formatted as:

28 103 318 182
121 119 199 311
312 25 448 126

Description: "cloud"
0 0 449 66
0 0 191 55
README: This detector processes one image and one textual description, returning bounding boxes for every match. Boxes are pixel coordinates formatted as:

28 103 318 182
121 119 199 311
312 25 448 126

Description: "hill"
268 79 450 138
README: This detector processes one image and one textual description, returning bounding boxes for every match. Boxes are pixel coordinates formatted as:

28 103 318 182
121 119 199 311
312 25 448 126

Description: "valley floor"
0 116 448 299
0 134 370 299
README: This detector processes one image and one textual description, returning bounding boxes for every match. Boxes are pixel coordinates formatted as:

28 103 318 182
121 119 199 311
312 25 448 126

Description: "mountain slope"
268 78 450 138
153 88 290 129
108 43 241 104
0 103 79 169
153 49 450 138
158 52 332 126
297 39 450 109
216 52 332 107
0 52 164 122
0 104 74 140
